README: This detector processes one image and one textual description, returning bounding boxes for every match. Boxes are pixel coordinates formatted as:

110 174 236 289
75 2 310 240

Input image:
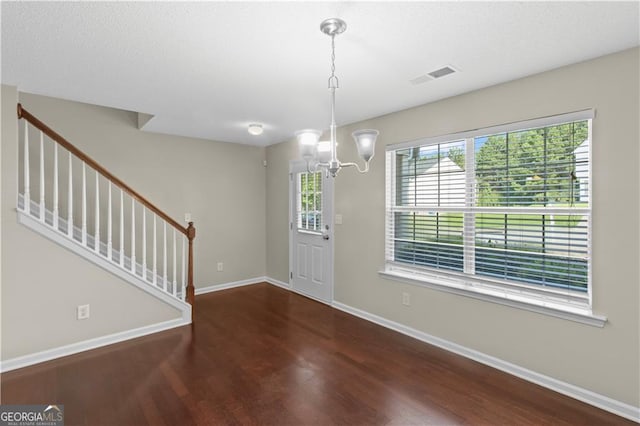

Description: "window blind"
385 111 592 308
297 171 323 232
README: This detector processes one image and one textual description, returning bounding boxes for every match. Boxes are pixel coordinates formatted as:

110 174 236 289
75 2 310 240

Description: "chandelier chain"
329 35 339 89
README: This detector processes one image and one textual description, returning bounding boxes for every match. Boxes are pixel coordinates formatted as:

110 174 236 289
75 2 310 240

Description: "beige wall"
17 92 267 287
1 87 267 360
2 85 181 359
266 48 640 406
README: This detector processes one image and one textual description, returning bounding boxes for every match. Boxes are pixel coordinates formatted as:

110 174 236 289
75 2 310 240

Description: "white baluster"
107 182 112 261
39 131 45 222
94 171 100 253
142 207 147 280
131 200 136 273
173 228 177 297
119 190 124 267
67 152 73 238
163 221 168 292
23 121 30 214
181 235 186 301
53 144 59 230
81 162 87 245
153 215 157 286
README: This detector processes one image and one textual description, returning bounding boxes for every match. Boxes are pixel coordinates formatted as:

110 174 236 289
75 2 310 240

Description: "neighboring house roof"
417 156 464 174
406 156 466 207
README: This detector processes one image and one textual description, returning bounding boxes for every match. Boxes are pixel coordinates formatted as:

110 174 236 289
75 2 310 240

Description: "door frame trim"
288 160 334 305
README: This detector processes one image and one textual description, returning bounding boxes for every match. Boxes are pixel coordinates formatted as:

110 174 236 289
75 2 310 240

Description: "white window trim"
383 109 606 327
387 109 595 151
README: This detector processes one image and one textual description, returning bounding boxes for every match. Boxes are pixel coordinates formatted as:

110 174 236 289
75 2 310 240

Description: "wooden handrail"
17 103 187 236
18 103 196 314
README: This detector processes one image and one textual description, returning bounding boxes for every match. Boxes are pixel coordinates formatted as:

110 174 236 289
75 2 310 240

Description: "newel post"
186 222 196 318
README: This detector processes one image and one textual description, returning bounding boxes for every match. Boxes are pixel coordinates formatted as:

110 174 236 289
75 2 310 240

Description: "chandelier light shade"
296 18 379 177
296 129 322 160
352 129 379 162
317 141 332 164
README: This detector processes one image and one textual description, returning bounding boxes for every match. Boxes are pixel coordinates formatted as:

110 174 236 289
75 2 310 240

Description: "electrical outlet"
217 262 224 272
77 304 90 320
402 292 410 306
185 213 192 222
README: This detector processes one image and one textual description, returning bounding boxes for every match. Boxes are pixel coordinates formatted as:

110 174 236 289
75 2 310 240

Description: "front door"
289 161 333 303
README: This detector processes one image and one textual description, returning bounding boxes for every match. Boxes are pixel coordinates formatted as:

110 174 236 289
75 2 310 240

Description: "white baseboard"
0 276 267 375
195 276 291 295
264 276 291 289
331 301 639 423
195 277 266 295
0 317 190 373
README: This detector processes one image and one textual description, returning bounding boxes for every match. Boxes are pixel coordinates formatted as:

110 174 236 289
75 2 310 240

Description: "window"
297 171 322 232
385 110 597 319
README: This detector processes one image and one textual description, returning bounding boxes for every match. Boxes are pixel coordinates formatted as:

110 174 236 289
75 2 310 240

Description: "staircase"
16 104 195 320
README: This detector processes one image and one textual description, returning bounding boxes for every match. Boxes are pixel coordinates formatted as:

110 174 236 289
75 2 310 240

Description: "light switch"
335 214 343 225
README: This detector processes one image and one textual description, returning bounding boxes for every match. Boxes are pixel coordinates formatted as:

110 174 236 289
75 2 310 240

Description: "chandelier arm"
306 160 321 174
338 161 370 174
308 161 332 172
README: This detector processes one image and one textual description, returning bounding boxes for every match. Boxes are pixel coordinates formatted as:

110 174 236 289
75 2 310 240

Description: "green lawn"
410 211 584 231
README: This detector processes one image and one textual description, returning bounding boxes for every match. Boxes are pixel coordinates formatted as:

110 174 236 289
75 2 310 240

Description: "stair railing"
17 104 195 317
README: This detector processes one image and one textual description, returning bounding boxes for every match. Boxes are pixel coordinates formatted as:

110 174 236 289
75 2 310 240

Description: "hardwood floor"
1 283 633 425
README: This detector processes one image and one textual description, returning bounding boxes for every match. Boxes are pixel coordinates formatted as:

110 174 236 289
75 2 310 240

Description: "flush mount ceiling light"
248 123 263 136
296 18 379 177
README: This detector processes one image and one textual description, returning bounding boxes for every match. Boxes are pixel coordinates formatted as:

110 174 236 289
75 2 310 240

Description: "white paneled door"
289 161 333 303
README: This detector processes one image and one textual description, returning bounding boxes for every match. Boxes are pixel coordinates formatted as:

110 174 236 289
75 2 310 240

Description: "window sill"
379 269 607 328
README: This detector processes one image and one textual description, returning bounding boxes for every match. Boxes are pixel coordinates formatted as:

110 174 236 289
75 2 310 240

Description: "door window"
297 171 322 232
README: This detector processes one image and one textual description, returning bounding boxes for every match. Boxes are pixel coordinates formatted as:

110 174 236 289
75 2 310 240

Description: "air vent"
410 65 458 86
428 66 457 79
410 75 434 85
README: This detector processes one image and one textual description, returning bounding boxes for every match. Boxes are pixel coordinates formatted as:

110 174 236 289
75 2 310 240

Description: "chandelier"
296 18 379 177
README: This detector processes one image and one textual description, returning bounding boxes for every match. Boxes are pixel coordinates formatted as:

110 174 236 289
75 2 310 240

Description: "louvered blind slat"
385 112 592 304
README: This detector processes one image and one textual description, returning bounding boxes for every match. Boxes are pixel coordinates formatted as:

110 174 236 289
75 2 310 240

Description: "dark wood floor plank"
1 283 634 425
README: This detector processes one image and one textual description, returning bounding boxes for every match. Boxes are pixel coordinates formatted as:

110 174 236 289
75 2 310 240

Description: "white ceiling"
2 2 639 147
